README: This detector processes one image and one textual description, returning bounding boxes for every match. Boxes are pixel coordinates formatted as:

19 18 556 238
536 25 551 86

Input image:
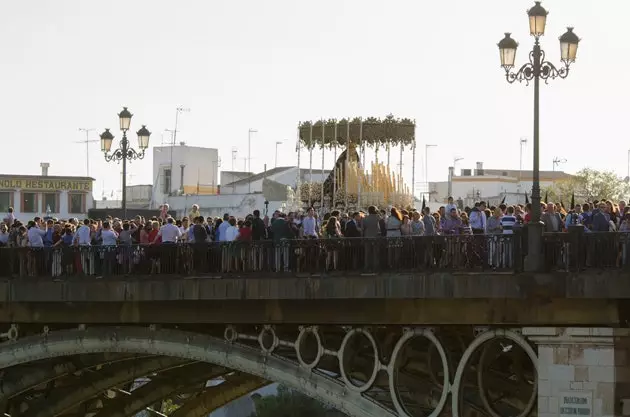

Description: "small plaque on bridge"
559 391 592 417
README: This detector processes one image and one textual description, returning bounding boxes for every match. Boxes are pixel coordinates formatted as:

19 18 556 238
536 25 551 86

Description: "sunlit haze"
0 0 623 198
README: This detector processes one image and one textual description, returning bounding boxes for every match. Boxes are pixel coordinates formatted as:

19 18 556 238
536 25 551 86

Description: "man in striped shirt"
500 206 517 234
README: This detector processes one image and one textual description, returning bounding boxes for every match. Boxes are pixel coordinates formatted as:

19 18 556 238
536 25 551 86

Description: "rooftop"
223 167 332 187
223 167 296 187
456 168 571 180
0 174 95 181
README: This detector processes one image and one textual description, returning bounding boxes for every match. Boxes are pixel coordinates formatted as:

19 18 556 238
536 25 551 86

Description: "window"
22 192 37 213
43 193 58 213
69 194 84 214
162 168 172 194
0 192 10 213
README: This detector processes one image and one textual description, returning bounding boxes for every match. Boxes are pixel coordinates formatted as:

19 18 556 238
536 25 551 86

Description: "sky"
0 0 624 198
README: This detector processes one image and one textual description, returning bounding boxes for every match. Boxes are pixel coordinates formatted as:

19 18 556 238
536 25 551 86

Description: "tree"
554 168 630 202
249 385 345 417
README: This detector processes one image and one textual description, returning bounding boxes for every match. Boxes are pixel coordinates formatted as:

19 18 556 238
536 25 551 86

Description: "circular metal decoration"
295 326 324 369
387 328 449 417
224 326 238 344
258 326 279 354
477 339 537 417
6 324 18 341
338 328 380 393
451 329 538 417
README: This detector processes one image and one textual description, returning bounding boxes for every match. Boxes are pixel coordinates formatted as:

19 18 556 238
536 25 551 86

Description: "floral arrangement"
298 114 415 149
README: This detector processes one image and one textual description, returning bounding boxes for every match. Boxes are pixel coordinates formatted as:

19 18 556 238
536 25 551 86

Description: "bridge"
0 232 628 417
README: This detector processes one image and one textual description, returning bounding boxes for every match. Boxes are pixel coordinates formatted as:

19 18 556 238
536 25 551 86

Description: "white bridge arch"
0 325 538 417
0 326 394 417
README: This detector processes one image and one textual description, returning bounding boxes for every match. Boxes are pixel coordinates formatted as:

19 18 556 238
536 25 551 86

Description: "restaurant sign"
0 178 92 191
559 391 592 417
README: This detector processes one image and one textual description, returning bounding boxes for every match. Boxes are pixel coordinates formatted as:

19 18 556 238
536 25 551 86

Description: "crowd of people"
0 197 627 277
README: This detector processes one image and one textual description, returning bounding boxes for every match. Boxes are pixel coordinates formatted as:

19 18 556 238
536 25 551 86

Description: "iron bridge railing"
0 235 521 278
1 229 627 278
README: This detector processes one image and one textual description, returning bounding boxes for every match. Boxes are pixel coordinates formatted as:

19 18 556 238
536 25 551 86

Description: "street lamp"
552 157 567 171
275 141 283 168
101 107 151 219
248 128 258 193
425 144 437 201
497 1 580 271
448 157 464 198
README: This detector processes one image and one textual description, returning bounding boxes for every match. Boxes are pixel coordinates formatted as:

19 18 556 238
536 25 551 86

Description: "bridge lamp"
118 107 133 132
136 125 152 150
498 33 518 70
497 1 580 272
99 128 114 153
559 27 580 64
527 1 548 37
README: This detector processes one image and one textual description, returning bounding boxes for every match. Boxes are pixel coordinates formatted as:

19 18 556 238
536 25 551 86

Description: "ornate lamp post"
100 107 151 219
497 1 580 271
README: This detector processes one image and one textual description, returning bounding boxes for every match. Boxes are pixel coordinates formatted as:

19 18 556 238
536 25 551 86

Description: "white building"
156 167 330 218
221 167 331 195
428 162 572 207
0 163 94 220
152 144 219 206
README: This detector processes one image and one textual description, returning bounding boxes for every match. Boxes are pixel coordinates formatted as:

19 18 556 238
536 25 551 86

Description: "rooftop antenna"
76 128 97 177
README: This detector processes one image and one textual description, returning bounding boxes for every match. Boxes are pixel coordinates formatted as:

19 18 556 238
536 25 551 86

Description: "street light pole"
248 128 257 193
497 1 580 271
552 157 567 171
101 107 152 219
449 157 464 198
519 137 528 190
275 141 282 168
425 144 437 201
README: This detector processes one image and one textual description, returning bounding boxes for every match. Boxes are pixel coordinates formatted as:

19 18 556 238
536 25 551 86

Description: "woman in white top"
386 208 403 237
100 221 119 278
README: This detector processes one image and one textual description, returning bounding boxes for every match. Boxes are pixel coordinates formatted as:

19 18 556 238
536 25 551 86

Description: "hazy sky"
0 0 623 198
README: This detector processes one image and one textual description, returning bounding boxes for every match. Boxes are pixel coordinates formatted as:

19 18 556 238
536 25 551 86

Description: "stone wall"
525 327 630 417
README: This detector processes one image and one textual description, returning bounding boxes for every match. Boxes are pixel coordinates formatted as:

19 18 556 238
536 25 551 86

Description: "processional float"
296 115 416 211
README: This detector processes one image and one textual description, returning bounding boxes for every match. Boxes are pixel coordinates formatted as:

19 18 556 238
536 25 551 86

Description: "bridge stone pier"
0 271 629 416
525 327 630 417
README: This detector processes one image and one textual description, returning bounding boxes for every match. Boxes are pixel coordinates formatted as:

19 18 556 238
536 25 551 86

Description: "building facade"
152 145 220 207
428 162 572 207
0 174 94 220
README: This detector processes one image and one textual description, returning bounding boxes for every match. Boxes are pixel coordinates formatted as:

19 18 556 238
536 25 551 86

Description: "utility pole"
77 128 97 177
169 107 190 194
